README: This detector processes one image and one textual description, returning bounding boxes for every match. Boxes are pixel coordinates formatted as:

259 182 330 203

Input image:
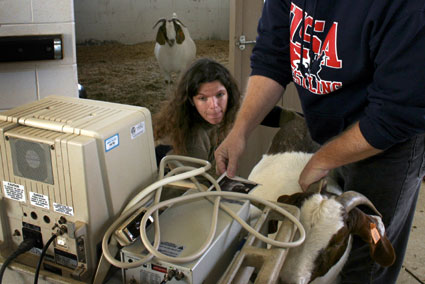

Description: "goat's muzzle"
167 38 175 47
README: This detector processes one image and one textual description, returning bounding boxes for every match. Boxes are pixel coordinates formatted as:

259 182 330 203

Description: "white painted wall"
74 0 230 44
0 0 79 112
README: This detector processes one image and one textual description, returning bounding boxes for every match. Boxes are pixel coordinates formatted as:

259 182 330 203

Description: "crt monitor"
0 96 157 281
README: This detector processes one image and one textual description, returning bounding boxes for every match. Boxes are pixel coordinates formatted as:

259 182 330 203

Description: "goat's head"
153 14 186 47
277 188 396 283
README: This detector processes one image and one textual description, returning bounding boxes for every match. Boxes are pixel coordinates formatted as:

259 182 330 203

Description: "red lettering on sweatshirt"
289 2 343 95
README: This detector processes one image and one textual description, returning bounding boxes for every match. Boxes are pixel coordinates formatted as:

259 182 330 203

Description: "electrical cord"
101 159 214 268
34 233 58 284
100 155 306 269
0 238 37 284
141 191 305 263
102 155 306 268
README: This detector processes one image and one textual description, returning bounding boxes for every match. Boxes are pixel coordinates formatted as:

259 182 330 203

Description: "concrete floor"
396 181 425 284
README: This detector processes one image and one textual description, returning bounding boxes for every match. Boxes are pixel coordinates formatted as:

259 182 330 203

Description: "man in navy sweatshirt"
215 0 425 283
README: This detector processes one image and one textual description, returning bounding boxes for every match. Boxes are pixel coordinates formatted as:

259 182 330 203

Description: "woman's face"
193 80 228 125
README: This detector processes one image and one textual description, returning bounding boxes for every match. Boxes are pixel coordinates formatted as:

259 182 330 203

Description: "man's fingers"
298 163 329 192
226 156 238 178
215 132 245 178
216 155 227 175
215 145 229 175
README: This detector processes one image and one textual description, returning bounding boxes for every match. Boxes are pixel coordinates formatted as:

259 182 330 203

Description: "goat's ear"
156 25 166 45
174 22 185 44
348 208 396 267
277 192 314 208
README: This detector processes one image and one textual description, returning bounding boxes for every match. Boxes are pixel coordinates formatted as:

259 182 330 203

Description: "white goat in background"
153 13 196 84
248 152 396 284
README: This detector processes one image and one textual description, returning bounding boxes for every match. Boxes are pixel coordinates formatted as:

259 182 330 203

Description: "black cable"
34 233 57 284
0 238 37 284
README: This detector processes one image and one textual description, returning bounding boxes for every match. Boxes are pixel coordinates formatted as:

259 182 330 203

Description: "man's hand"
215 130 246 178
298 122 382 191
298 158 329 191
214 76 284 178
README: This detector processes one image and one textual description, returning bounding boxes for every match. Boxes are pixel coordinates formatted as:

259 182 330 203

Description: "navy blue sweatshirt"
251 0 425 149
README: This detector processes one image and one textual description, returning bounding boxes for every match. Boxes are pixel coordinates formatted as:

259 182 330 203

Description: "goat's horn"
336 191 382 217
153 18 166 29
306 178 327 194
172 18 186 27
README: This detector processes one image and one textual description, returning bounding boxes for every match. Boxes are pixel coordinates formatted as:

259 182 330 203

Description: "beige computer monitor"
0 96 157 281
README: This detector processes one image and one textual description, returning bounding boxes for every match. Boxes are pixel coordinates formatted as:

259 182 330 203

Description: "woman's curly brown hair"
154 58 241 155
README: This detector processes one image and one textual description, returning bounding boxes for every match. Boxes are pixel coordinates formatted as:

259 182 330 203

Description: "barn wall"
74 0 230 44
0 0 78 111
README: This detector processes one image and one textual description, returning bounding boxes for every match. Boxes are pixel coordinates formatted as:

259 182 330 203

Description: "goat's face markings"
310 226 350 281
277 191 395 283
277 193 346 283
277 192 315 208
153 13 196 83
156 24 167 45
155 20 181 47
164 20 177 47
173 21 185 44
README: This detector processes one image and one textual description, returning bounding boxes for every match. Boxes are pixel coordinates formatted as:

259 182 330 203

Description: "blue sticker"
105 134 119 152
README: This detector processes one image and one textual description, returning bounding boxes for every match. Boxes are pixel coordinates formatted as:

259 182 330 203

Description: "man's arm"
299 122 383 191
215 75 284 177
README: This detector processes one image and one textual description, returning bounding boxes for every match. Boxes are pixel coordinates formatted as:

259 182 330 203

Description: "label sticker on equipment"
105 134 119 152
131 121 145 139
158 241 184 257
141 270 163 283
3 181 26 202
53 202 74 216
30 192 50 209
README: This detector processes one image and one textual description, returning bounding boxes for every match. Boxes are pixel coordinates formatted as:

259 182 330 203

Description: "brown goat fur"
173 20 185 44
310 227 351 280
277 191 396 282
346 208 396 267
156 24 166 45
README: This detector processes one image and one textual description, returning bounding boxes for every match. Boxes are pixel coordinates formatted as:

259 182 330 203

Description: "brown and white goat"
153 13 196 83
248 152 395 284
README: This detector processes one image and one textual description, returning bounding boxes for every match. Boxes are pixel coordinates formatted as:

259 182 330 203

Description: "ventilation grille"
9 138 54 184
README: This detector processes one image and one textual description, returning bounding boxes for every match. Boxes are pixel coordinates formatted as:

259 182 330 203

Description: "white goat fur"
154 14 196 83
248 152 385 284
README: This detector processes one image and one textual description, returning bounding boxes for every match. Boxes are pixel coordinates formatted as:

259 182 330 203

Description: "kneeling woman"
154 58 241 177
